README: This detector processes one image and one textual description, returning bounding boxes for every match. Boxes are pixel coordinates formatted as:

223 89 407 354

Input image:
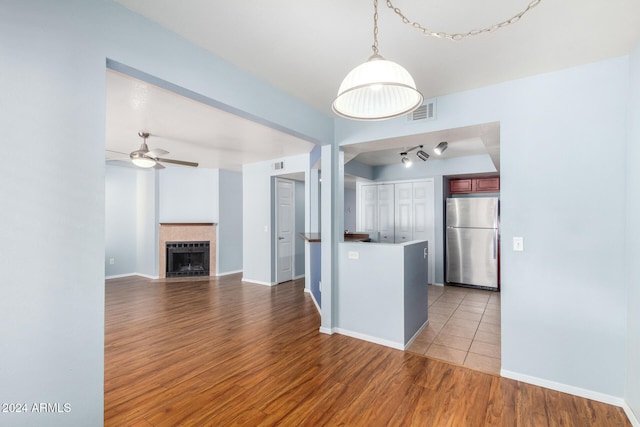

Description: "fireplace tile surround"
159 223 216 279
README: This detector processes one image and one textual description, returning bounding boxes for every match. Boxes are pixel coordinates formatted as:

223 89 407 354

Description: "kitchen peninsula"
300 232 430 350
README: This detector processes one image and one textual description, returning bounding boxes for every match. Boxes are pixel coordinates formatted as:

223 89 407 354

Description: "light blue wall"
218 170 243 274
295 180 306 277
136 169 159 277
626 41 640 421
0 1 332 425
159 167 219 223
0 2 107 425
243 154 312 285
105 164 138 276
336 58 630 398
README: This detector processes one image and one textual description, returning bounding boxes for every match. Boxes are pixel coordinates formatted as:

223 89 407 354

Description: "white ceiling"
108 0 640 170
106 70 316 171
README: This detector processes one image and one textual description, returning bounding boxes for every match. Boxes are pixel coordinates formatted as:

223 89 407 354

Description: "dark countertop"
298 232 371 242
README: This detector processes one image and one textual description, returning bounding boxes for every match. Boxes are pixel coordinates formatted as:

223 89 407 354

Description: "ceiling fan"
107 132 198 169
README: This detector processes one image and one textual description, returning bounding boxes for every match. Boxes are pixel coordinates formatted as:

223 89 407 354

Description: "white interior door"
276 178 294 283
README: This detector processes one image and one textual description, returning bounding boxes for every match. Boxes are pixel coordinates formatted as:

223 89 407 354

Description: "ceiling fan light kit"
128 131 199 169
334 0 542 121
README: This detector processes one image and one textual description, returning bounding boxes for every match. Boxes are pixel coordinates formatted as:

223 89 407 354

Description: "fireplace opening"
166 241 210 277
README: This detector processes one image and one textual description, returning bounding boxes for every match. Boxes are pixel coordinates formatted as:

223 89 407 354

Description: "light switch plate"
513 236 524 251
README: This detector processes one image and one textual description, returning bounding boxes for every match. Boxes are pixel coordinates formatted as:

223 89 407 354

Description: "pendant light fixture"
332 0 423 121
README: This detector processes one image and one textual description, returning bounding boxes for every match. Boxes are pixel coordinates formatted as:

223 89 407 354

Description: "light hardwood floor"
105 274 630 426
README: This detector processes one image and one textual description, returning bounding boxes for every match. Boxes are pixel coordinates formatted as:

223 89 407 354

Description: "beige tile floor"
407 284 501 375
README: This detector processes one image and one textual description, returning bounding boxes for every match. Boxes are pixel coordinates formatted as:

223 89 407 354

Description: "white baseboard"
500 369 626 408
334 328 404 350
622 402 640 427
217 269 242 277
293 274 305 280
241 277 275 286
105 272 158 280
319 326 333 335
404 320 429 350
304 289 321 314
431 282 445 287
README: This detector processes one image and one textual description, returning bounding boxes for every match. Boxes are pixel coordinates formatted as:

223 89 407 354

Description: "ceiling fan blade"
147 148 169 157
153 162 165 170
157 157 199 167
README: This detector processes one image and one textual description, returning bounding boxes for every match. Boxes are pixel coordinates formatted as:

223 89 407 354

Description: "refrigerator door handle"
493 230 498 260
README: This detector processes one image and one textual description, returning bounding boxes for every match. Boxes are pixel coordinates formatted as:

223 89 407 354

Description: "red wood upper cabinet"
474 177 500 192
450 177 500 194
450 179 473 193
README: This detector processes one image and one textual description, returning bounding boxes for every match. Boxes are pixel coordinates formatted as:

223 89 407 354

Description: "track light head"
416 149 429 161
434 141 448 155
400 153 412 168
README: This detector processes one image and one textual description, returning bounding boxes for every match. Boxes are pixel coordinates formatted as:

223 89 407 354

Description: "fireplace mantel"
159 223 217 278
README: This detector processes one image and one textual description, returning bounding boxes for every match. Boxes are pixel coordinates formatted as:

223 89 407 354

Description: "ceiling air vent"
408 99 436 122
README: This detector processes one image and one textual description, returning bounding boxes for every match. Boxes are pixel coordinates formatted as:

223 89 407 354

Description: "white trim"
305 288 321 314
319 326 333 335
404 320 429 349
334 328 404 350
105 272 159 280
622 402 640 427
241 277 275 286
293 274 305 280
500 369 626 408
431 282 445 287
217 269 243 277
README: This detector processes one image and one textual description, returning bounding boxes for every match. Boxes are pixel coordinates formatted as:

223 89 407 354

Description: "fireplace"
166 241 210 277
158 223 216 279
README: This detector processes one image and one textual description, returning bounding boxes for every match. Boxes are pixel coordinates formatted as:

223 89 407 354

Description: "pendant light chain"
372 0 379 55
385 0 541 41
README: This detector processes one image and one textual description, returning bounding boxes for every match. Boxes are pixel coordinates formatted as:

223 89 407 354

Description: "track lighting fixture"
400 145 429 167
434 141 448 155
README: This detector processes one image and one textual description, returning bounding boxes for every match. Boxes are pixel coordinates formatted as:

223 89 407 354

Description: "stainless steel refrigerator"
446 197 499 289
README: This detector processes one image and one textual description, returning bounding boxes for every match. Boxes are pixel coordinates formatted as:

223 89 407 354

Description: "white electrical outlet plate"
513 237 524 252
109 258 115 265
348 251 359 260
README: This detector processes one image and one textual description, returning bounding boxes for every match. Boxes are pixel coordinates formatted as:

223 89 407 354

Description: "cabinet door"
394 183 413 243
360 185 378 235
450 179 473 193
377 185 395 243
475 177 500 192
